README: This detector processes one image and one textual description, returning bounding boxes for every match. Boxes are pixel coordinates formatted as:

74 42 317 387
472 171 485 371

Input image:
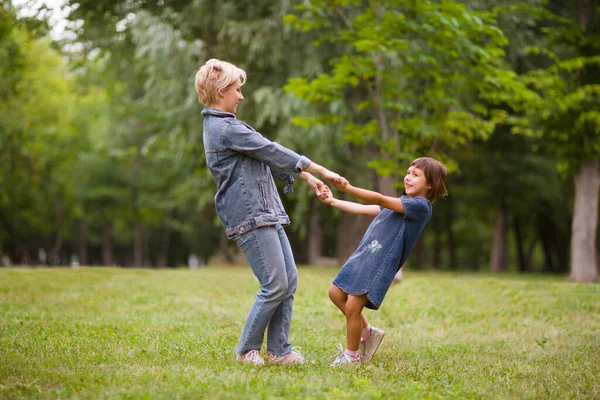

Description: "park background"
1 1 600 399
1 0 599 279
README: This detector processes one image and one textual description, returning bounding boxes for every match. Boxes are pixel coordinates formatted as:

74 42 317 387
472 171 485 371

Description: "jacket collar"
201 107 235 118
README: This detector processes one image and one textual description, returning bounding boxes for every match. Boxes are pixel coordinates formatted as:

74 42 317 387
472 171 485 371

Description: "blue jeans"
232 224 298 356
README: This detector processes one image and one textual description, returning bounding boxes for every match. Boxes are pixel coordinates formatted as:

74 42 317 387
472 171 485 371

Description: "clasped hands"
303 169 348 200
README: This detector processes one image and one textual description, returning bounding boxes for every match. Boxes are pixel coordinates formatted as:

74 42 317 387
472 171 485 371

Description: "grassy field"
0 267 599 399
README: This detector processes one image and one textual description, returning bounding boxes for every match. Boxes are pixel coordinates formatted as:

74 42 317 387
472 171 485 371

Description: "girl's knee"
345 295 367 317
328 284 346 303
328 285 338 301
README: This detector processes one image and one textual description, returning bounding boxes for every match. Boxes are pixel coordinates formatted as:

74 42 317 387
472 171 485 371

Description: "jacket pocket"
257 177 270 212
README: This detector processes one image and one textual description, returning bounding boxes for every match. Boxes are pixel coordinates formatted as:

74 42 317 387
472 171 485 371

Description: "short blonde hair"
195 59 247 106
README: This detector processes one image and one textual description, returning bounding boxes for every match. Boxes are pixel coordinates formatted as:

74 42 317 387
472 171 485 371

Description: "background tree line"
0 0 598 282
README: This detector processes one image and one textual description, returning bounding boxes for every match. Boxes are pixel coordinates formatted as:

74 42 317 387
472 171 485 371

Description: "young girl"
195 59 342 365
319 157 448 366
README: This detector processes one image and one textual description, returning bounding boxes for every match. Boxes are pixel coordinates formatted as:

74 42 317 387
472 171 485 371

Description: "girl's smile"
404 166 430 198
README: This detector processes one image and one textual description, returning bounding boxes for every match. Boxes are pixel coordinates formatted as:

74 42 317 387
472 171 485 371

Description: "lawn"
0 267 599 399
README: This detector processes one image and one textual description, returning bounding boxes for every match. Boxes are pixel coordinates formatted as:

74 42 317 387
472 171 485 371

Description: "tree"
513 0 600 282
283 0 535 264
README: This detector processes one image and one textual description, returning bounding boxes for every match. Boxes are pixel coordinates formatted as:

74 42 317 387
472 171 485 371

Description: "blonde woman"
195 59 341 365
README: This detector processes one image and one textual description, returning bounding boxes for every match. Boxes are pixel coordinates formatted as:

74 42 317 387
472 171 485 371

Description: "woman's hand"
299 172 324 195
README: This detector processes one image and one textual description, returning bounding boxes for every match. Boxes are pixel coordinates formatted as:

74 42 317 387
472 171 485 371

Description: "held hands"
317 185 334 205
321 169 343 184
304 173 325 196
332 177 349 191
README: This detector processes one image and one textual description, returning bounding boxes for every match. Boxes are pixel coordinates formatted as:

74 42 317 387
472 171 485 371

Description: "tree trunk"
513 216 530 272
446 197 457 269
569 159 599 282
490 201 509 272
307 202 323 265
433 225 441 269
157 224 171 268
538 212 557 273
103 222 113 266
134 221 143 267
49 195 63 265
414 231 426 270
78 217 88 266
336 213 372 264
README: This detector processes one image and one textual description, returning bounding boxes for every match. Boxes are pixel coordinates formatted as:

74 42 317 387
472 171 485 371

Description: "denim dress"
333 196 432 310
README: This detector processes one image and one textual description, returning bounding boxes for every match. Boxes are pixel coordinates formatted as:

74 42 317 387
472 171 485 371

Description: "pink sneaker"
359 326 385 363
236 349 265 365
267 348 305 365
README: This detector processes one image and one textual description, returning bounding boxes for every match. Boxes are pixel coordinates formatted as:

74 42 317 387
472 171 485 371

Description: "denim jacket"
202 108 312 238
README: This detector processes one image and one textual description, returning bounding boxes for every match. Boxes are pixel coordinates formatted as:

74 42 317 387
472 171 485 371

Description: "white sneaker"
359 326 385 362
330 343 361 367
236 349 265 365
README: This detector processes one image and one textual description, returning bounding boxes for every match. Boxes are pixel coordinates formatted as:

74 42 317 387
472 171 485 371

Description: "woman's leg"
233 226 289 355
265 224 298 357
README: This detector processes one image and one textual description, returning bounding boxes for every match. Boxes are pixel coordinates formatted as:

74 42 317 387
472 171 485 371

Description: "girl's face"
404 166 430 198
218 80 244 114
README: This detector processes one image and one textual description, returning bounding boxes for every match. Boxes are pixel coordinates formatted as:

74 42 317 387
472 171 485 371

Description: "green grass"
1 267 599 399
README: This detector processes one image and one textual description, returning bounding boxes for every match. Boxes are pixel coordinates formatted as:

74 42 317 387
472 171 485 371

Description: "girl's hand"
318 185 334 205
332 177 349 191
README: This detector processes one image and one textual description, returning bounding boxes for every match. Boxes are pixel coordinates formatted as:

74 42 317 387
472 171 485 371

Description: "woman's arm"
303 161 341 183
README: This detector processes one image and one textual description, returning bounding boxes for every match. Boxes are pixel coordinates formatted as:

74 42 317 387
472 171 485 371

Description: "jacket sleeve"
223 121 312 175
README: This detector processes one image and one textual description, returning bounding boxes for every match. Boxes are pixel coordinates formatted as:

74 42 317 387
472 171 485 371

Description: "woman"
195 59 341 365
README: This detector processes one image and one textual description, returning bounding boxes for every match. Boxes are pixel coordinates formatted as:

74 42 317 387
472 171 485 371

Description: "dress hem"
332 281 380 310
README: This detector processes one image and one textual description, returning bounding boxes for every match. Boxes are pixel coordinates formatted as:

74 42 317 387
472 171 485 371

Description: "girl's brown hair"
410 157 448 203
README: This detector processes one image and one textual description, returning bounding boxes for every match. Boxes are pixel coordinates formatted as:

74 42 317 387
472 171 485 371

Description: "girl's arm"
318 186 381 217
335 181 405 214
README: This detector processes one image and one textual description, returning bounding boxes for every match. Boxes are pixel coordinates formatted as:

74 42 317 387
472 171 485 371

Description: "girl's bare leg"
344 294 369 351
328 284 369 328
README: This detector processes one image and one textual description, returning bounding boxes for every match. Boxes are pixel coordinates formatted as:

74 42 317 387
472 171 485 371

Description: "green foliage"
1 267 599 398
0 11 79 251
284 0 535 177
506 2 600 173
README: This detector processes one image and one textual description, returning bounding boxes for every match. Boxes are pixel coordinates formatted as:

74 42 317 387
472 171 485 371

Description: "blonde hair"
194 59 247 106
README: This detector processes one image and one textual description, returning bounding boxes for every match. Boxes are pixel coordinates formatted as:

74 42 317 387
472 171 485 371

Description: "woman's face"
219 80 244 114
